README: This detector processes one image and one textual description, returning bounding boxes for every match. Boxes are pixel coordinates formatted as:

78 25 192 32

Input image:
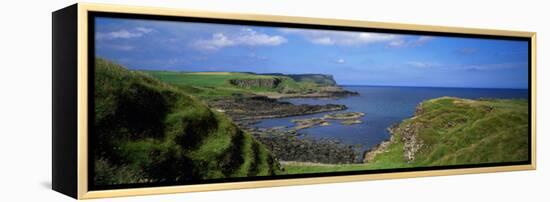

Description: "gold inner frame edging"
75 3 537 199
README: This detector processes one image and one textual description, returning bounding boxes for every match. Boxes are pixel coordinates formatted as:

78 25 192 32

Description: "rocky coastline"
363 124 398 163
362 104 426 164
208 95 348 121
208 94 363 164
400 105 425 162
249 128 360 164
259 86 359 99
290 112 366 130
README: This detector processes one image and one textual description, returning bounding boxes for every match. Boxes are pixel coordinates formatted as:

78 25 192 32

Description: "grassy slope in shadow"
93 58 281 186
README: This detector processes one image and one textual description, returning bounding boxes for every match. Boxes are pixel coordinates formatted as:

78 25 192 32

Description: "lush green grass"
369 97 529 168
282 97 529 174
409 97 529 166
146 71 274 87
283 162 368 174
142 70 327 100
94 58 281 185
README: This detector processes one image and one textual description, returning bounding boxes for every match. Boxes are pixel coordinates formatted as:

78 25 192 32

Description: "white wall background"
0 0 546 201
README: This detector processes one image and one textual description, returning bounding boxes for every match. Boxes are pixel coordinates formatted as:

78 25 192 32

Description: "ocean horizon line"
339 84 528 90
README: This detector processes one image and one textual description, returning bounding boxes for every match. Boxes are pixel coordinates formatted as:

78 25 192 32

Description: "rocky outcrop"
366 105 425 163
250 129 359 164
323 112 365 120
363 109 425 164
291 118 330 130
208 96 347 121
288 112 365 130
341 119 362 125
397 122 424 162
229 78 282 88
267 86 359 99
363 125 397 163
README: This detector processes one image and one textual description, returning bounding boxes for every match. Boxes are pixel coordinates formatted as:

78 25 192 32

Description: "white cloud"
463 62 526 71
312 37 334 45
405 61 526 71
417 36 433 44
193 28 287 51
335 58 346 64
389 36 433 48
238 28 287 46
194 33 235 50
406 61 439 68
135 27 153 34
388 39 406 47
108 44 134 51
279 28 400 46
96 43 135 51
96 27 154 40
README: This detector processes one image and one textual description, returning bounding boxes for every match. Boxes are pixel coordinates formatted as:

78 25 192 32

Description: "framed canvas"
52 3 536 199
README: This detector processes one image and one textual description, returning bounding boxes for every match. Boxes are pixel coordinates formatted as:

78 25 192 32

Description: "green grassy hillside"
282 97 529 174
368 96 529 168
94 58 281 185
142 71 331 100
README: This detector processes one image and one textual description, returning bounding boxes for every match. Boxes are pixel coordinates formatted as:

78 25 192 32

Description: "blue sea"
253 86 529 152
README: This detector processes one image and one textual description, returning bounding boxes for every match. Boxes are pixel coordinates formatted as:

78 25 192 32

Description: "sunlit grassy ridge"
283 97 529 174
94 58 281 185
401 97 529 165
143 70 329 100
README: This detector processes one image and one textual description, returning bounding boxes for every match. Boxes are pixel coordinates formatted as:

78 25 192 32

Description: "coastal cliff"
260 73 337 86
229 77 283 89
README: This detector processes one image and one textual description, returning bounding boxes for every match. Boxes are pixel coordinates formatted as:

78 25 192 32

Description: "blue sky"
95 17 529 89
